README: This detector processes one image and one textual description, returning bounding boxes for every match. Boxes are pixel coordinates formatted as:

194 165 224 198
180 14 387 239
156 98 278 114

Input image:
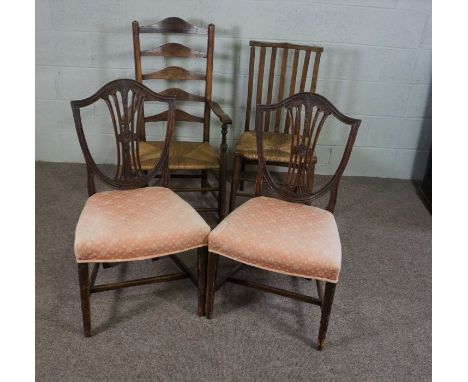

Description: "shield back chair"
229 41 323 212
132 18 232 221
206 92 361 350
71 79 211 337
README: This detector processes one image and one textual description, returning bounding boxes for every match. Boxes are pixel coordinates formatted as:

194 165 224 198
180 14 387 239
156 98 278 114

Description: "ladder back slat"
139 17 208 35
141 43 206 58
142 66 206 81
159 88 205 102
145 108 204 123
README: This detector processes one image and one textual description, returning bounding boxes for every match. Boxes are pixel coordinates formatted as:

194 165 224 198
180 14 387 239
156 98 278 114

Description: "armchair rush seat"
138 141 219 171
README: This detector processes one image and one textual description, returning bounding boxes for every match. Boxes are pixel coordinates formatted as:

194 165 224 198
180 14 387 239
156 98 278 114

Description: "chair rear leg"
205 252 219 319
317 282 336 350
77 263 91 337
239 158 246 191
229 155 242 212
197 247 208 317
201 170 208 193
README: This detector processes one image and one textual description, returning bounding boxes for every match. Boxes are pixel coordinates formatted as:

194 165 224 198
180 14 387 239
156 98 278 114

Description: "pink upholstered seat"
75 187 210 263
208 196 342 283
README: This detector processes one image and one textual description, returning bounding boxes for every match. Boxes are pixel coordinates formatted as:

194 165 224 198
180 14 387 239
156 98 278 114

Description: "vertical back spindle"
299 50 311 92
264 47 277 131
274 48 289 132
244 46 256 132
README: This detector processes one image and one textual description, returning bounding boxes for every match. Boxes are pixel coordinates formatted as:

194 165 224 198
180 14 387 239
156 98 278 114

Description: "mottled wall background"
36 0 431 179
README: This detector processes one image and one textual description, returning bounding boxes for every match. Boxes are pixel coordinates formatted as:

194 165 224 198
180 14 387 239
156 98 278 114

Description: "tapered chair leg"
315 279 324 301
205 252 219 319
229 155 242 212
77 263 91 337
197 247 208 317
317 282 336 350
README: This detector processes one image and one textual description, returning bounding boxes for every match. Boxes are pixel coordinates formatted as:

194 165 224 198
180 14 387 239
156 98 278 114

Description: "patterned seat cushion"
208 196 342 283
75 187 210 263
139 141 219 170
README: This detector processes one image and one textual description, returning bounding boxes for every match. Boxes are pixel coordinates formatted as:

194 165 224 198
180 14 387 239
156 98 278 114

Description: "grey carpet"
36 162 431 381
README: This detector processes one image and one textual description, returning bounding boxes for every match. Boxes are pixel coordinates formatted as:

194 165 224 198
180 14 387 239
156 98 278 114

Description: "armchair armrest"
208 101 232 125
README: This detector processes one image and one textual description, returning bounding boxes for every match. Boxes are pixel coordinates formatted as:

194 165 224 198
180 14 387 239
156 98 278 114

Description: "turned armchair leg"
229 155 242 212
218 155 227 222
197 247 208 317
317 282 336 350
205 252 219 319
77 263 91 337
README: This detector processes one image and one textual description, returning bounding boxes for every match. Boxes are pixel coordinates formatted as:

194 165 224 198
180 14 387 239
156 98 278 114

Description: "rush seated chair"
132 17 232 221
206 92 361 350
229 41 323 212
71 79 210 337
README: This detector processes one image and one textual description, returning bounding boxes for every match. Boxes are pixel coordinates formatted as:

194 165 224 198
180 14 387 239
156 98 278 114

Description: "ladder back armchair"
132 17 232 221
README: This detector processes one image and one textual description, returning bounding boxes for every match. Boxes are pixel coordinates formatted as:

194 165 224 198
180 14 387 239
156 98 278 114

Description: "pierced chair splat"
132 17 232 221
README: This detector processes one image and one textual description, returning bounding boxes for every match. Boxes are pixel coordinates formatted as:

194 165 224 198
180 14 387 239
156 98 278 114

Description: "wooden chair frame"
71 79 208 337
229 40 323 212
132 17 232 221
206 93 361 350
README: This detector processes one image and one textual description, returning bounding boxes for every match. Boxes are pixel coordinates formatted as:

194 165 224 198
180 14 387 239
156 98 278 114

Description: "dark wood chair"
229 41 323 211
206 92 361 350
132 17 232 221
71 79 211 337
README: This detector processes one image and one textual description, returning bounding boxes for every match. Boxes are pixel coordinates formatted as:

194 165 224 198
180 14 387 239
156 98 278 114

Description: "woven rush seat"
139 141 220 171
235 131 317 163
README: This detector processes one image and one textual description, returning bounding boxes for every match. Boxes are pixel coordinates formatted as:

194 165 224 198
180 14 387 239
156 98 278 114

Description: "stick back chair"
71 79 211 337
206 92 361 350
229 41 323 211
132 18 232 221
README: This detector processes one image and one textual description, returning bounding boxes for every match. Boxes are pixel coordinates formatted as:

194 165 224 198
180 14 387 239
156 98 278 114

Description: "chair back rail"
132 18 214 142
245 41 323 133
255 92 360 212
71 79 176 195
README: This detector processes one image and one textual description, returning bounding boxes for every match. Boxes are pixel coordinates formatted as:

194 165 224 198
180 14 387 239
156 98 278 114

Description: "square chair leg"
317 282 336 350
77 263 91 337
197 247 208 317
205 252 219 319
229 155 242 212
